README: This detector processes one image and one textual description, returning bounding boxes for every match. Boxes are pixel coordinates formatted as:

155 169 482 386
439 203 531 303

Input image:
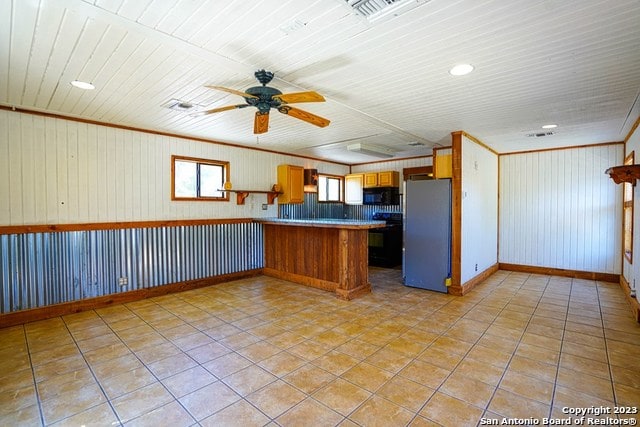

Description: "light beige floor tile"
100 366 157 400
376 375 435 412
124 400 195 427
556 367 615 402
439 371 496 408
147 353 197 379
488 388 550 420
179 381 240 421
111 382 173 423
0 384 38 417
349 395 415 427
223 365 278 396
312 378 372 417
246 380 306 419
50 402 118 427
200 399 270 427
258 351 307 377
499 369 554 405
420 392 485 427
341 362 394 392
277 398 344 427
281 364 334 394
398 360 451 389
162 365 217 398
41 383 106 425
203 352 253 379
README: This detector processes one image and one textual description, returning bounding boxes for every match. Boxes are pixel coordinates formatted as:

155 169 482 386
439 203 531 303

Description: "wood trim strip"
619 275 640 323
499 141 624 157
499 263 620 283
0 105 351 167
0 218 254 236
450 131 463 287
461 131 499 155
0 269 263 328
448 263 499 296
624 115 640 144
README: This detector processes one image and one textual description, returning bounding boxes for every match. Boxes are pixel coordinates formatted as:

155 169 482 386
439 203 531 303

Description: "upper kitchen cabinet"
434 154 453 178
277 165 304 204
364 171 400 188
345 173 364 205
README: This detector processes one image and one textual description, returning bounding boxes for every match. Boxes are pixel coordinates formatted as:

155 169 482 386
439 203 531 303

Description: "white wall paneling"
0 110 350 226
461 135 499 283
500 144 623 274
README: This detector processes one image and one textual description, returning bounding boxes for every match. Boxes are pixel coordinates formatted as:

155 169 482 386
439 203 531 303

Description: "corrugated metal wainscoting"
0 223 263 314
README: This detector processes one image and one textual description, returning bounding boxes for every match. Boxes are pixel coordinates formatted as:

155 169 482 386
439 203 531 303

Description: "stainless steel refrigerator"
403 179 451 292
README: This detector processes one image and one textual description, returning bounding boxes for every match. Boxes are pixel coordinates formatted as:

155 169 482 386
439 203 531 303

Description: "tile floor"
1 268 639 426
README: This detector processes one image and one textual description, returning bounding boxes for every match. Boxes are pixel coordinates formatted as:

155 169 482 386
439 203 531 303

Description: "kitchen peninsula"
254 218 386 300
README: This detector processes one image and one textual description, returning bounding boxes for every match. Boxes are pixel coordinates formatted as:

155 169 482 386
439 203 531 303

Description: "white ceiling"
2 0 640 164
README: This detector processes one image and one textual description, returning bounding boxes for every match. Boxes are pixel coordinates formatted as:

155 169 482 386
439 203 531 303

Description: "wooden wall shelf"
605 165 640 185
222 190 282 205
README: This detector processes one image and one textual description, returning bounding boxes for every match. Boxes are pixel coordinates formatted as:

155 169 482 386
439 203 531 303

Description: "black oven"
368 212 403 267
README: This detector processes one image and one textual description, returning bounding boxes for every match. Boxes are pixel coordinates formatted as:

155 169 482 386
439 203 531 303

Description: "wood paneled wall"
461 134 498 284
499 144 623 274
0 110 349 226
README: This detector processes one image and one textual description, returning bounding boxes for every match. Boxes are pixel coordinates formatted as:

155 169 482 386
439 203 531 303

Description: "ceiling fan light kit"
197 70 330 134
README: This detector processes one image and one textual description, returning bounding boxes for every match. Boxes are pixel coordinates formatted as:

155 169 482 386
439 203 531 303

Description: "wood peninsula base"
257 219 385 300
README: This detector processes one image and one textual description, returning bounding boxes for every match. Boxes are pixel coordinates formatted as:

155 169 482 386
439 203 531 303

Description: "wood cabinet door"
377 171 394 186
363 173 378 188
289 166 304 203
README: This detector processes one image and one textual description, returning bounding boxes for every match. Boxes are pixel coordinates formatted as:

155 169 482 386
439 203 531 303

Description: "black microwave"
363 187 400 205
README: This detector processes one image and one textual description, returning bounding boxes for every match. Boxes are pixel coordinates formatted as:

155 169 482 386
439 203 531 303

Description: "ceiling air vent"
344 0 431 22
163 99 202 112
526 132 554 138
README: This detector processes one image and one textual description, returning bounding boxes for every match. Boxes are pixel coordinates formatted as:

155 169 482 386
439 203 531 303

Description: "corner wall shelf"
605 165 640 185
222 190 282 205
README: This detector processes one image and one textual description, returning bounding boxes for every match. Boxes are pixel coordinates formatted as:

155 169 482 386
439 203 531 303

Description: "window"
171 155 230 201
318 174 344 202
624 152 634 263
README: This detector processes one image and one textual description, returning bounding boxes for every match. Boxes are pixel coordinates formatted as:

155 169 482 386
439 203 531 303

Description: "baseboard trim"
498 263 619 283
0 269 263 329
448 263 499 296
619 275 640 323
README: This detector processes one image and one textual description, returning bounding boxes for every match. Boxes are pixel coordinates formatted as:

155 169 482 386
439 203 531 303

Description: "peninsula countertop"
253 217 386 230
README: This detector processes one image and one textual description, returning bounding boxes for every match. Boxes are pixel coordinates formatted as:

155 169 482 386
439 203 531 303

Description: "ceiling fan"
195 70 330 134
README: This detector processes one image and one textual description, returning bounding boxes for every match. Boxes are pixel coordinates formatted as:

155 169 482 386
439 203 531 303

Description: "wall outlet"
118 277 128 286
474 263 478 272
262 204 268 210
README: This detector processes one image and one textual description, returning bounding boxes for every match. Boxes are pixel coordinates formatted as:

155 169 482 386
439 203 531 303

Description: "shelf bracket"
605 165 640 185
236 192 250 205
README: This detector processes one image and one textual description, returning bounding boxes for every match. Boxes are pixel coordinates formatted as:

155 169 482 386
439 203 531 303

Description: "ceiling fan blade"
273 91 325 104
192 104 246 116
205 85 259 99
254 111 269 134
278 106 330 128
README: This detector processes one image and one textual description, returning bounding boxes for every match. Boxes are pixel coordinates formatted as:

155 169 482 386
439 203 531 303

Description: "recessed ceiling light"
70 80 95 90
541 124 558 129
449 63 474 76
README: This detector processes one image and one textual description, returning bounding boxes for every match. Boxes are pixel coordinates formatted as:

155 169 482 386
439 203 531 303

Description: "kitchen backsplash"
279 193 401 220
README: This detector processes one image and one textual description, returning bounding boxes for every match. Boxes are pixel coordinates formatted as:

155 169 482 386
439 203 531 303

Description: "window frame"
624 151 634 263
317 173 344 203
171 155 230 202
